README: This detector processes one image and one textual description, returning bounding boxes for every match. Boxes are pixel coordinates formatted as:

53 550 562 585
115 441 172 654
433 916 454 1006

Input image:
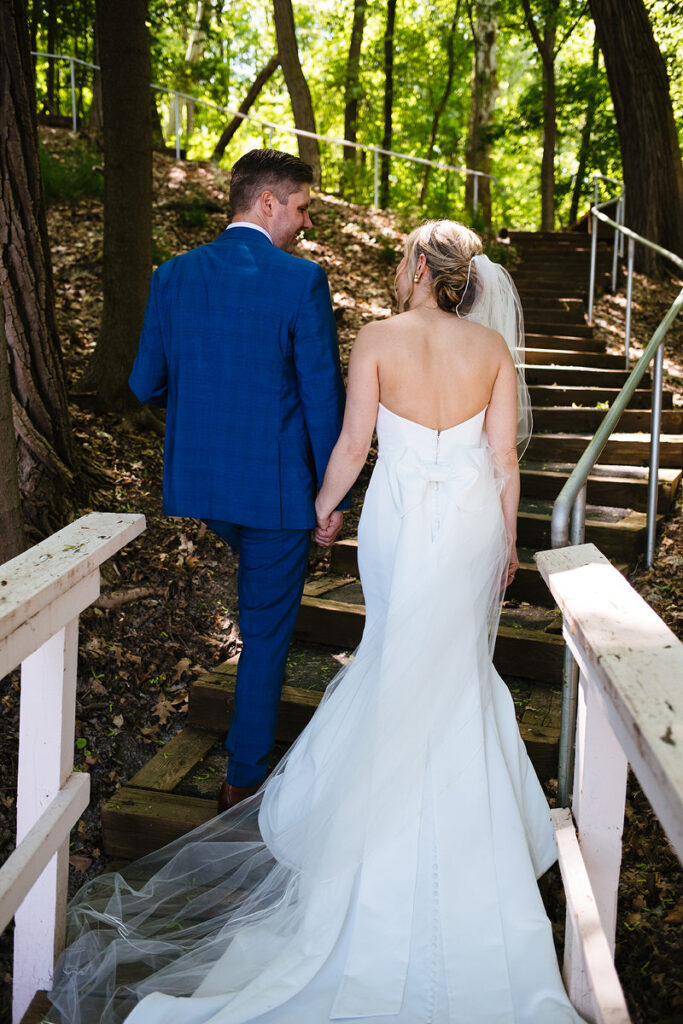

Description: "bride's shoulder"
352 312 406 349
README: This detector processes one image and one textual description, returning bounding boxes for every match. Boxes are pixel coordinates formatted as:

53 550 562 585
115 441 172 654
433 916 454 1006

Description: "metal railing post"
619 193 625 258
646 343 665 567
588 208 598 325
624 236 635 368
472 173 479 214
557 483 587 806
69 58 77 132
268 126 274 147
373 147 379 208
174 92 181 161
611 197 620 292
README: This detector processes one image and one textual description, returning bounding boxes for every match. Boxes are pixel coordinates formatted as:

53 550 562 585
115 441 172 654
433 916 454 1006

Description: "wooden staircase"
98 230 683 867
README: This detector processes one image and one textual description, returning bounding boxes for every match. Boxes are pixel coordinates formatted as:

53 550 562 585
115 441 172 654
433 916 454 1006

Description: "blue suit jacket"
129 226 348 529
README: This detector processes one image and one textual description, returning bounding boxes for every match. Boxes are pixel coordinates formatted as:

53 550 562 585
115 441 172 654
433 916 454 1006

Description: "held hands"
314 508 344 548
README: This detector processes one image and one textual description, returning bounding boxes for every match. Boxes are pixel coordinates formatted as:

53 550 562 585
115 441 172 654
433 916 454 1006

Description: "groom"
130 149 348 812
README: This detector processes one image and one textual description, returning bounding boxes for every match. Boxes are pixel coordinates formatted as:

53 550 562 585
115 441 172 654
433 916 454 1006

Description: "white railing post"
69 58 77 132
611 197 621 292
12 620 82 1023
646 342 665 568
588 212 598 326
472 173 479 214
174 91 181 161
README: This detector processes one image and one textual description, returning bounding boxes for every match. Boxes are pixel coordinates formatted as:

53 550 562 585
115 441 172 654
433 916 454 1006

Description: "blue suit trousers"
205 521 311 788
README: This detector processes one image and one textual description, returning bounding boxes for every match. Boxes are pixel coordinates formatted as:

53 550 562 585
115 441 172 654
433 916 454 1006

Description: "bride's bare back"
372 307 506 431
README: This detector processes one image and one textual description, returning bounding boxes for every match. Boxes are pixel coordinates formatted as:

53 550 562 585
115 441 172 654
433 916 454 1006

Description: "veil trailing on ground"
462 253 532 458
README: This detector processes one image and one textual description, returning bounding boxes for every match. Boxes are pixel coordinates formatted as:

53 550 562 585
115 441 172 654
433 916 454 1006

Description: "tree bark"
77 0 153 411
272 0 321 187
380 0 397 208
0 0 78 539
590 0 683 273
521 0 557 230
420 4 461 206
464 0 497 226
342 0 367 190
568 30 599 225
0 296 26 562
212 54 280 161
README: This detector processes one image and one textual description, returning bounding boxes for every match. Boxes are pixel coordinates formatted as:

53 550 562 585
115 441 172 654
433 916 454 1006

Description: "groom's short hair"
230 149 313 213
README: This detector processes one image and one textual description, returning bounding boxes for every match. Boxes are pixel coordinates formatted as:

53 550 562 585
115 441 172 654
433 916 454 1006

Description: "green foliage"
39 140 103 203
29 0 683 229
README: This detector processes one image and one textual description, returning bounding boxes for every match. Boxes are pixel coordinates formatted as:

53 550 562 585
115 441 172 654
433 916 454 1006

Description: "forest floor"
1 129 682 1020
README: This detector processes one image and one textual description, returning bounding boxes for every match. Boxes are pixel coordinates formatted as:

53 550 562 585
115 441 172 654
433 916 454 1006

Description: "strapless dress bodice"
376 402 487 461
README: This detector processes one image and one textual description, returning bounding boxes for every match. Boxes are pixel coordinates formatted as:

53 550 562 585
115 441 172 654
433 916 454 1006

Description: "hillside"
1 130 682 1020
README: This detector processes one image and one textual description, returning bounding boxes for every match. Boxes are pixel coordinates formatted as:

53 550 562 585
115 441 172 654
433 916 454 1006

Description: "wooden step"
531 406 683 434
103 669 562 858
525 366 651 387
517 296 586 313
525 307 587 324
526 431 683 468
524 334 602 353
20 992 51 1024
527 385 672 409
520 462 681 513
525 322 594 338
294 582 564 684
526 349 625 369
517 498 653 559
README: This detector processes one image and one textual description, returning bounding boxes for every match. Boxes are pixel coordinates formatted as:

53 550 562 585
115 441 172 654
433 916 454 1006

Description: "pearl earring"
413 274 420 282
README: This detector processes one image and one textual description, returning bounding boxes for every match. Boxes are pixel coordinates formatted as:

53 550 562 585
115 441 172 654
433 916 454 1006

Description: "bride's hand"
506 545 519 588
314 505 343 547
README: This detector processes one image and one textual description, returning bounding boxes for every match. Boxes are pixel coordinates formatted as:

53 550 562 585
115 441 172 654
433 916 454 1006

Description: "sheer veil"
464 253 532 457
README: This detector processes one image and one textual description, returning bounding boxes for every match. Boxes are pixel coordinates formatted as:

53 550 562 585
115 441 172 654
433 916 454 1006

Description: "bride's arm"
315 326 380 529
485 345 520 585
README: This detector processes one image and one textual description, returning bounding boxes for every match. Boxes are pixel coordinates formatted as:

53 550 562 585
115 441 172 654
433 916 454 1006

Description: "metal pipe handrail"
553 205 682 805
32 51 495 210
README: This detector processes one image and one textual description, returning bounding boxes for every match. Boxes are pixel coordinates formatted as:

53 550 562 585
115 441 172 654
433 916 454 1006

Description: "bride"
48 221 585 1024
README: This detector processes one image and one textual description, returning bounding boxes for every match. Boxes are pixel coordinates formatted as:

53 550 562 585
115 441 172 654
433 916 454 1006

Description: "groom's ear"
259 189 276 218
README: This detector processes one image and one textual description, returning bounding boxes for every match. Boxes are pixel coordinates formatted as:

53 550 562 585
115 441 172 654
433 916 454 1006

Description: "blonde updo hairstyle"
398 220 483 314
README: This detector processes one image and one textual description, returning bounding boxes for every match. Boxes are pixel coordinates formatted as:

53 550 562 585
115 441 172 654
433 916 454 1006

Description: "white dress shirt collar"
226 222 273 244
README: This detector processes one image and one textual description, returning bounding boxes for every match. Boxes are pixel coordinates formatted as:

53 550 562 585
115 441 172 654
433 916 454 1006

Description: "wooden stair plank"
19 991 51 1024
127 727 218 793
101 788 217 860
525 322 595 338
526 432 683 468
530 406 683 434
525 349 630 369
523 334 602 353
525 366 651 387
527 384 672 409
519 463 681 513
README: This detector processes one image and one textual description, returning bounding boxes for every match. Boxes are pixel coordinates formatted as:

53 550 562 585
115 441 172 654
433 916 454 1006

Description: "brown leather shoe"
217 780 260 814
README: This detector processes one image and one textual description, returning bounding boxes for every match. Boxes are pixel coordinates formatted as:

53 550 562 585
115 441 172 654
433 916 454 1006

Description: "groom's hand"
314 510 343 547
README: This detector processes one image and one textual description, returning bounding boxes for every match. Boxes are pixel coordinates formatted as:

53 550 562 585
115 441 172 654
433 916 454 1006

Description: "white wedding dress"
49 400 584 1024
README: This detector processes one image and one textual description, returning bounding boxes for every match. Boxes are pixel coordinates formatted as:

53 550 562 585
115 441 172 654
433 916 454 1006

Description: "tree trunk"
380 0 397 208
521 0 557 230
568 30 599 225
464 0 497 226
419 4 461 206
590 0 683 273
0 297 26 562
212 54 280 161
90 24 103 133
540 34 556 231
0 0 78 540
180 1 207 138
342 0 367 192
77 0 153 411
272 0 321 187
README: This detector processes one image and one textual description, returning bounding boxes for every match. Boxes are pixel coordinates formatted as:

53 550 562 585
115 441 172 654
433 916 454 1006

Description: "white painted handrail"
0 512 145 1024
536 543 683 1023
32 51 495 210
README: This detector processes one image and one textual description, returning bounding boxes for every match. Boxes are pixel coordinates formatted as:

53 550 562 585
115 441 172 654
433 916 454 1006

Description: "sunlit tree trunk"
521 0 557 231
465 0 497 227
380 0 396 208
273 0 321 187
342 0 367 194
0 0 78 539
212 54 280 161
180 1 207 137
568 30 599 225
590 0 683 273
420 4 461 206
77 0 152 411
